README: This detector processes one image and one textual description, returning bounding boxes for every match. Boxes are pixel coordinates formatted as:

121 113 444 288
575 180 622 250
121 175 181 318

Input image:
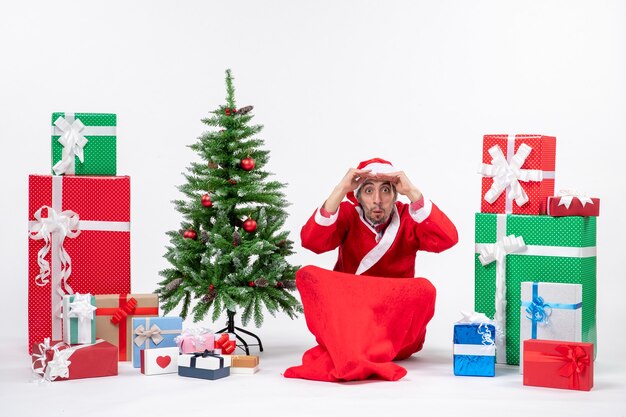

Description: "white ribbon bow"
28 206 80 292
478 144 543 208
32 338 73 382
176 327 212 350
67 293 96 322
557 189 594 209
457 311 492 324
477 234 526 361
52 116 89 175
134 324 164 347
478 235 527 267
45 348 73 380
457 311 497 347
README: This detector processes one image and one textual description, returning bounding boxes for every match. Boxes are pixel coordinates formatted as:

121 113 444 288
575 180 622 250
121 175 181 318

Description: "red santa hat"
346 157 397 205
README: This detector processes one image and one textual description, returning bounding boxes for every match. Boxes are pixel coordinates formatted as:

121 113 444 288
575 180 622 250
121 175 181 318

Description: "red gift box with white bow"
28 175 131 353
523 339 593 391
478 134 556 215
546 191 600 217
31 338 118 382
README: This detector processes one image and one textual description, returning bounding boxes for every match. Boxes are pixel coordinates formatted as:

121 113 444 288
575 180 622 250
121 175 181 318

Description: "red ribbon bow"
110 297 138 325
215 333 236 354
553 345 590 389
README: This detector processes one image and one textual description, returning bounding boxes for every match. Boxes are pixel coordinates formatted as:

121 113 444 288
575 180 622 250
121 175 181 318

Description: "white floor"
2 328 625 417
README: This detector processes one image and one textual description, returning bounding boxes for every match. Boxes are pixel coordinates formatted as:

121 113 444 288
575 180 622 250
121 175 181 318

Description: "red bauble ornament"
240 157 255 171
209 284 214 290
248 281 255 287
225 108 231 116
242 218 257 233
183 229 197 240
201 194 213 207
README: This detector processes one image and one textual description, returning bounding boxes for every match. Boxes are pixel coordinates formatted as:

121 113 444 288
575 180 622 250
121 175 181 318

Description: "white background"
1 1 625 415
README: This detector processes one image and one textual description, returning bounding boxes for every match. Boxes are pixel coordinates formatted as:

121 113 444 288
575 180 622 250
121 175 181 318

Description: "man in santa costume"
285 158 459 381
301 157 458 278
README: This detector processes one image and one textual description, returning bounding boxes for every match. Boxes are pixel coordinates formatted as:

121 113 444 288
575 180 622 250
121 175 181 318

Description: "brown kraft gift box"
95 294 159 361
229 355 260 368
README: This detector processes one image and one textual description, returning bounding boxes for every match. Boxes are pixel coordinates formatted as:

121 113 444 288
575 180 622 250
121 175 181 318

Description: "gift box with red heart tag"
140 347 179 375
523 339 593 391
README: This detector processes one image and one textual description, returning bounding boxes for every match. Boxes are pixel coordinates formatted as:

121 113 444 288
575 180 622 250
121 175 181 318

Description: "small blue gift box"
453 323 496 377
131 316 183 368
178 351 230 380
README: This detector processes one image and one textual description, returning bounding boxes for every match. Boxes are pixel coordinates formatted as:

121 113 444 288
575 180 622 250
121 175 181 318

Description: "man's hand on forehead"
371 172 401 183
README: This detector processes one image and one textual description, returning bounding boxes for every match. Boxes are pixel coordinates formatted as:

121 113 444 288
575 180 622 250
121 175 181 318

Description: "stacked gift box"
452 312 496 377
472 133 598 390
28 112 179 381
28 112 262 382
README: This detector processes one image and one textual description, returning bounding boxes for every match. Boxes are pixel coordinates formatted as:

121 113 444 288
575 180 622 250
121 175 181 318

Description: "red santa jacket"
301 199 458 278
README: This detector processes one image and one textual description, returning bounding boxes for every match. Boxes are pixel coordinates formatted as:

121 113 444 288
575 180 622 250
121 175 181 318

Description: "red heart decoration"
156 355 171 369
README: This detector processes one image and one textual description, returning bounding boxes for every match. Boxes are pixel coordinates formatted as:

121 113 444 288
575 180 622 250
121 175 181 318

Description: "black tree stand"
215 310 263 355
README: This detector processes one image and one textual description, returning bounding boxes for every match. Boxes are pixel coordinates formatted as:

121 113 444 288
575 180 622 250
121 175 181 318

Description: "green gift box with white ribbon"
474 213 596 365
51 112 116 176
62 293 97 345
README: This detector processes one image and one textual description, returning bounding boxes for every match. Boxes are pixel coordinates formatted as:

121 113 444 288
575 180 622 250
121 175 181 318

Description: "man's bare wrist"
406 189 423 203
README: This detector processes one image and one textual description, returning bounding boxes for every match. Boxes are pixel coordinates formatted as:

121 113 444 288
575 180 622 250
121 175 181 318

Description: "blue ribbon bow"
521 282 582 339
525 295 552 325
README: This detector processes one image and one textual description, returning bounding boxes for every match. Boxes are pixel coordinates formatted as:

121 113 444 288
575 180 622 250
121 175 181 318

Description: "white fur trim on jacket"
314 205 340 226
355 206 400 275
409 198 433 223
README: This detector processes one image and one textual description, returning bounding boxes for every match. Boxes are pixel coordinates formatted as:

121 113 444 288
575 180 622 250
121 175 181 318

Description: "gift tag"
141 347 179 375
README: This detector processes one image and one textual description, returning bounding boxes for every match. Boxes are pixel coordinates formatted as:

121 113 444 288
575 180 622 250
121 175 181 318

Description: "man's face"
356 180 396 225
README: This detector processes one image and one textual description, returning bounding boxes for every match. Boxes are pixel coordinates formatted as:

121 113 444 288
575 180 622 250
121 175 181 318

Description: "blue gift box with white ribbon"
519 281 582 373
453 321 496 377
131 316 183 368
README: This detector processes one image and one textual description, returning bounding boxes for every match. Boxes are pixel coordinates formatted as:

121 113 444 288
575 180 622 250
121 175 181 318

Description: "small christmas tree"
157 69 302 330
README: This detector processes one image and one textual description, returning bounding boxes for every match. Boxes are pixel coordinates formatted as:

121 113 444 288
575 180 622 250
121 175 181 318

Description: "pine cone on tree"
165 277 183 292
254 277 269 288
202 287 218 303
238 105 253 115
208 161 219 169
283 280 297 290
178 229 185 236
232 230 241 246
201 231 209 244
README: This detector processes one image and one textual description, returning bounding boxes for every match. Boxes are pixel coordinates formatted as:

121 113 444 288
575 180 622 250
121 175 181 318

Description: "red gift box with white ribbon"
478 134 556 215
31 338 118 382
28 175 131 353
546 190 600 217
523 339 593 391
